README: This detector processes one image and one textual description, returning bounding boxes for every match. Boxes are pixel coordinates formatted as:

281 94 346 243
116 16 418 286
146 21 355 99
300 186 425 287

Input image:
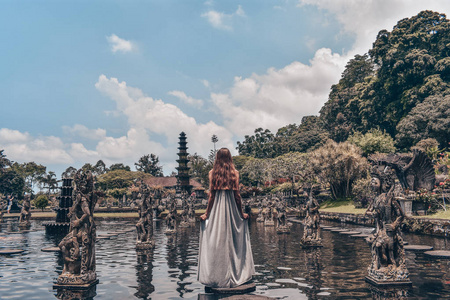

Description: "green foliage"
188 153 211 188
0 150 25 197
310 140 369 200
62 166 77 179
96 169 150 190
347 128 396 156
11 161 46 193
34 194 49 211
395 94 450 149
135 154 163 176
237 128 276 158
107 188 128 200
351 175 374 208
109 163 131 172
38 171 58 195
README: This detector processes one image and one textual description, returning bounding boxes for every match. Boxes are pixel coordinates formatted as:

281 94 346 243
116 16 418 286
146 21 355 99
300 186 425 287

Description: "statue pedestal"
264 220 275 226
299 239 322 248
54 278 99 290
365 276 412 287
396 197 413 217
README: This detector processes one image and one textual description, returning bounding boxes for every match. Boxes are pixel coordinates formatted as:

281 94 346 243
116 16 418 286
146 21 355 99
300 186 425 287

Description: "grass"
319 199 367 215
417 208 450 220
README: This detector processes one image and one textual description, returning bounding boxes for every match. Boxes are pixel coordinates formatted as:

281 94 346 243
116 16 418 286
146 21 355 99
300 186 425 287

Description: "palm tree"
38 171 58 196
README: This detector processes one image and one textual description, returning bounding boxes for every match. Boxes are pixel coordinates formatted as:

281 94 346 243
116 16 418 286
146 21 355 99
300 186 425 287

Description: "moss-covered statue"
365 164 409 285
19 194 32 228
165 195 177 234
299 189 322 248
136 180 154 249
56 169 98 287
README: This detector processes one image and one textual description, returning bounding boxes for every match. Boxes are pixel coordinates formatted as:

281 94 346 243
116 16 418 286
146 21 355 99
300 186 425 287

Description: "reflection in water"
135 249 155 299
368 284 409 300
302 248 322 299
55 285 97 300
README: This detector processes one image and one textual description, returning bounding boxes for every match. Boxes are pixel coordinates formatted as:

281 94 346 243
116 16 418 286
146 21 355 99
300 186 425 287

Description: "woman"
198 148 255 288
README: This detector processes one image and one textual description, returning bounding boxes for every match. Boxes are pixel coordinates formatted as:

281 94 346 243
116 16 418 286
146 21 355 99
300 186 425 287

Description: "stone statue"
365 163 409 285
188 197 196 223
256 200 264 222
276 199 289 233
179 195 190 228
300 189 322 247
264 197 275 226
136 180 154 249
19 194 32 228
165 195 177 234
56 169 98 287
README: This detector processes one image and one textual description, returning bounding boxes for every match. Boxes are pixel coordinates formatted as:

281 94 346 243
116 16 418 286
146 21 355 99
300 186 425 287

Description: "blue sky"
1 0 450 177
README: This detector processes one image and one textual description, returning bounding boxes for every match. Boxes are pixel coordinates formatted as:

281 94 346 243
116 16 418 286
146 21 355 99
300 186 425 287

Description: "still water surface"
0 219 449 299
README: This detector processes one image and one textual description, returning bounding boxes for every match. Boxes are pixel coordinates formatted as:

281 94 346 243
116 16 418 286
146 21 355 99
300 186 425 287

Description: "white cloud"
212 48 347 135
63 124 107 140
202 5 246 30
298 0 450 54
201 79 210 88
95 75 235 159
106 34 135 53
168 90 204 108
0 129 74 164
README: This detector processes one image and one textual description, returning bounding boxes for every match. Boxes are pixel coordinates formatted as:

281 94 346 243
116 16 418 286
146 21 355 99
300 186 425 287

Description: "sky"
1 0 450 177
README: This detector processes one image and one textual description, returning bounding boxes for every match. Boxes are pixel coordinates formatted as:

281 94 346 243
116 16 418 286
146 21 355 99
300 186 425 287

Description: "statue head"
370 164 395 194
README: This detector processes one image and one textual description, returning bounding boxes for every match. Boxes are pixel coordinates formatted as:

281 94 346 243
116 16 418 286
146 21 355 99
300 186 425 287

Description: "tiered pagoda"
175 132 192 194
43 178 73 235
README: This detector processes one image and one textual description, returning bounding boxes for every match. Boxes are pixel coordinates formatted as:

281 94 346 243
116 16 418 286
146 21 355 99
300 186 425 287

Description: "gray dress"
198 190 255 288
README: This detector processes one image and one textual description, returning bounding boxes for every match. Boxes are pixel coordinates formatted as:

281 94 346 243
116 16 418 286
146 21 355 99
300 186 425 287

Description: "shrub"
34 195 49 211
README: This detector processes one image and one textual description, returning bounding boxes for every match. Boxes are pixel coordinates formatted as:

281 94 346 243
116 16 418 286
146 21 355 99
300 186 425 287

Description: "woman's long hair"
210 148 238 190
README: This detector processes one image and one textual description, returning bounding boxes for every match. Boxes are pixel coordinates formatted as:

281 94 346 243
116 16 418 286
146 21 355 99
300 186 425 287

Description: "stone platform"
424 250 450 259
365 276 412 287
205 282 256 294
53 279 99 290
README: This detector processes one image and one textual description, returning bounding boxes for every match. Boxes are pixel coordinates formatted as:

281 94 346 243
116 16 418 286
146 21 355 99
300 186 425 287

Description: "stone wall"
320 211 450 238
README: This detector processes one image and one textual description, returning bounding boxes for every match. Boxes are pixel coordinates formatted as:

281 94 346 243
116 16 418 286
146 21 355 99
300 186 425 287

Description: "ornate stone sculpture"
19 194 31 228
136 180 154 249
300 190 322 248
365 163 410 285
188 197 196 223
165 196 177 234
264 197 275 226
256 200 264 222
276 199 289 233
56 169 98 288
179 195 190 228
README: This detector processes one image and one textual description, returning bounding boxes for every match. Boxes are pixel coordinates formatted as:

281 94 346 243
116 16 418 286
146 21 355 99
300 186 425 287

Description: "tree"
347 129 396 156
135 154 163 176
11 161 46 193
310 140 369 200
38 171 58 196
34 194 49 211
188 153 211 188
395 94 450 149
62 166 77 179
94 160 107 175
0 150 25 197
211 135 218 151
240 157 272 187
109 163 131 172
96 169 150 190
236 128 276 158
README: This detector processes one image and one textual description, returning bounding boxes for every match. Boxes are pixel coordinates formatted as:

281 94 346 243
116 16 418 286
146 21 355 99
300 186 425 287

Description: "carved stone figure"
256 201 264 222
365 163 410 285
188 197 196 223
276 199 289 233
56 169 98 287
179 195 190 228
300 190 322 247
136 180 154 249
264 197 275 226
165 196 177 234
19 194 32 228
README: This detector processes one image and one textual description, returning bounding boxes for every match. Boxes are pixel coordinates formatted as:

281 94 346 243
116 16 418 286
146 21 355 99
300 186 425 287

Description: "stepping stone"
404 245 433 252
97 236 111 240
351 234 369 238
0 249 25 255
340 231 361 235
265 282 281 287
330 229 348 232
424 250 450 259
321 227 336 230
403 241 409 245
41 247 61 252
277 267 292 271
205 282 256 294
